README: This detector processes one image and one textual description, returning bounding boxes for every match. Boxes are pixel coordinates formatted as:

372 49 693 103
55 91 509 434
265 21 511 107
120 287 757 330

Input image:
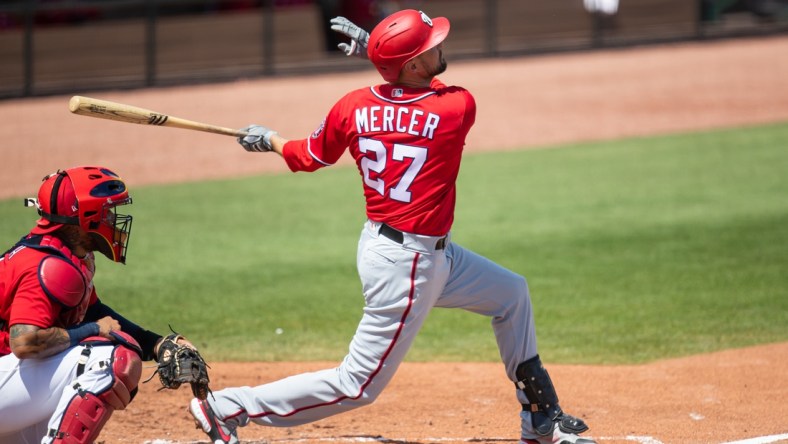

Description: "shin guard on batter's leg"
515 355 589 437
48 341 142 443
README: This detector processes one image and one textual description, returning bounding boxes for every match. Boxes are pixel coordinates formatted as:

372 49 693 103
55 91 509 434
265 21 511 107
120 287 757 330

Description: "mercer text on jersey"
355 106 441 140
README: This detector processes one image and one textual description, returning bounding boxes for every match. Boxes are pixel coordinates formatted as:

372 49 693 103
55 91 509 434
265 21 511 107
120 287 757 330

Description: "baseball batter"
188 10 596 444
0 166 203 443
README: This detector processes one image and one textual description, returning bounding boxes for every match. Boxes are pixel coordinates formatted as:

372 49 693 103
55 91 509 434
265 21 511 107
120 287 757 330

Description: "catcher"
0 166 209 443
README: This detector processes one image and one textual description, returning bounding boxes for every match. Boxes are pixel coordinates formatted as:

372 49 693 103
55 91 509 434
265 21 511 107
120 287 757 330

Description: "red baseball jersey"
282 78 476 236
0 235 98 356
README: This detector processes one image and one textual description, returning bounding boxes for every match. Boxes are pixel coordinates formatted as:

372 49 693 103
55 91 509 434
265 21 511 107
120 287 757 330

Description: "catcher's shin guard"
516 355 589 437
49 392 113 444
49 342 142 443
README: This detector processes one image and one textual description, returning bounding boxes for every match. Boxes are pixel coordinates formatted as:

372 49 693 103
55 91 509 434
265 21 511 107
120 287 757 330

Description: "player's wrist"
262 130 278 151
67 322 100 347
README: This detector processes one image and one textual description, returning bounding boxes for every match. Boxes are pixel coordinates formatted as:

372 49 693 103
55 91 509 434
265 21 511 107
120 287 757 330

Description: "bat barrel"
68 96 247 137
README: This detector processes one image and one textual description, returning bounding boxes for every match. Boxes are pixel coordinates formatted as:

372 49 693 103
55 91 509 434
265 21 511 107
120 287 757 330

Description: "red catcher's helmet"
367 10 450 82
31 166 133 264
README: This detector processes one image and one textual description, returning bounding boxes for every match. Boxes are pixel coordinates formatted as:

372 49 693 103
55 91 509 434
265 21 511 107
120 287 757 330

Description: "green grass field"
1 122 786 364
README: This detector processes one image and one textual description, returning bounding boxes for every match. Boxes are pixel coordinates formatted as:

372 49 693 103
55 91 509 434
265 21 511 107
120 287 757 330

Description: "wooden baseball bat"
68 96 247 137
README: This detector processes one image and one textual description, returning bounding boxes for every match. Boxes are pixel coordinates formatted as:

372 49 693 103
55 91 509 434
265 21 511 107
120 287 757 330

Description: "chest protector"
17 235 96 327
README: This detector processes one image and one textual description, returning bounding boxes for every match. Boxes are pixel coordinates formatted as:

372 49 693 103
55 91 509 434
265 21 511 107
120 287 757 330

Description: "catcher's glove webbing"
145 331 210 400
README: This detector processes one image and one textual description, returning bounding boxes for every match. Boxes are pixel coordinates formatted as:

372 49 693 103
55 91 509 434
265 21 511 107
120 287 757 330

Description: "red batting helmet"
367 9 450 83
31 166 133 263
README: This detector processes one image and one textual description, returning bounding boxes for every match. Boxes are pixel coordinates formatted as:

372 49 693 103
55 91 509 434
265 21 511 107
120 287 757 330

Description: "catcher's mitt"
146 332 210 399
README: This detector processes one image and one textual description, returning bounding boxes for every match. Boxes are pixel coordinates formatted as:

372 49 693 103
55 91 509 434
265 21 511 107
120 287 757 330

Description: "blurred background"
1 0 787 100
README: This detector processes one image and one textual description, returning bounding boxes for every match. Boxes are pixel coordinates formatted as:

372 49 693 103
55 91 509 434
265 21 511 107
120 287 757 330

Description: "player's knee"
514 274 531 301
498 274 530 311
354 390 379 407
49 345 142 443
100 344 143 409
337 366 384 407
514 273 528 294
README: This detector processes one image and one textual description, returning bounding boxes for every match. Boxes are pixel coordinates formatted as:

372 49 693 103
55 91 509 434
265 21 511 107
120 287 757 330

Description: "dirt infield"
101 342 788 444
1 35 787 443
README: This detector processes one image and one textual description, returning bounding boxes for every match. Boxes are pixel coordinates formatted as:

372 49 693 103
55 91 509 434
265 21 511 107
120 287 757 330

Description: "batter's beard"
436 58 448 75
427 59 447 77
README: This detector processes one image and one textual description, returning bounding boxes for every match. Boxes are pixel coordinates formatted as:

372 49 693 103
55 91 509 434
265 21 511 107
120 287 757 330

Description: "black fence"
1 0 787 99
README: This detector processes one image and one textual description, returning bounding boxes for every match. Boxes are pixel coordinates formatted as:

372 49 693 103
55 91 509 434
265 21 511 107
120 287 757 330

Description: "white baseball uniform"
0 345 118 443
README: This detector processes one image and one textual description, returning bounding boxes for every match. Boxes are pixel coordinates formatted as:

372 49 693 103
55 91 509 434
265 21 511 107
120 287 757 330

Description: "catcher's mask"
30 166 133 264
367 9 450 83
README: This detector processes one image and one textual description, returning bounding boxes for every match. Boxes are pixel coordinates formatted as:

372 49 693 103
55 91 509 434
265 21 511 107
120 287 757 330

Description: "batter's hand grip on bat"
68 96 248 137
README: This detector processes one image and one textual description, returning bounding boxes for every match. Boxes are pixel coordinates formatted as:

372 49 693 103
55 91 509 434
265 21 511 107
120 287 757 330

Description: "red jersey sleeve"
282 97 354 173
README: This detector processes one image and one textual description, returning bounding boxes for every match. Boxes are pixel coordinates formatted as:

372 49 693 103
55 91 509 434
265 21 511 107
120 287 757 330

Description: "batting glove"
238 124 277 152
330 16 369 58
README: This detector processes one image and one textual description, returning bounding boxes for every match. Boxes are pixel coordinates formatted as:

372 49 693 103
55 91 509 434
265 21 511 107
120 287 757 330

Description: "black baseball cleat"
189 398 239 444
521 415 597 444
